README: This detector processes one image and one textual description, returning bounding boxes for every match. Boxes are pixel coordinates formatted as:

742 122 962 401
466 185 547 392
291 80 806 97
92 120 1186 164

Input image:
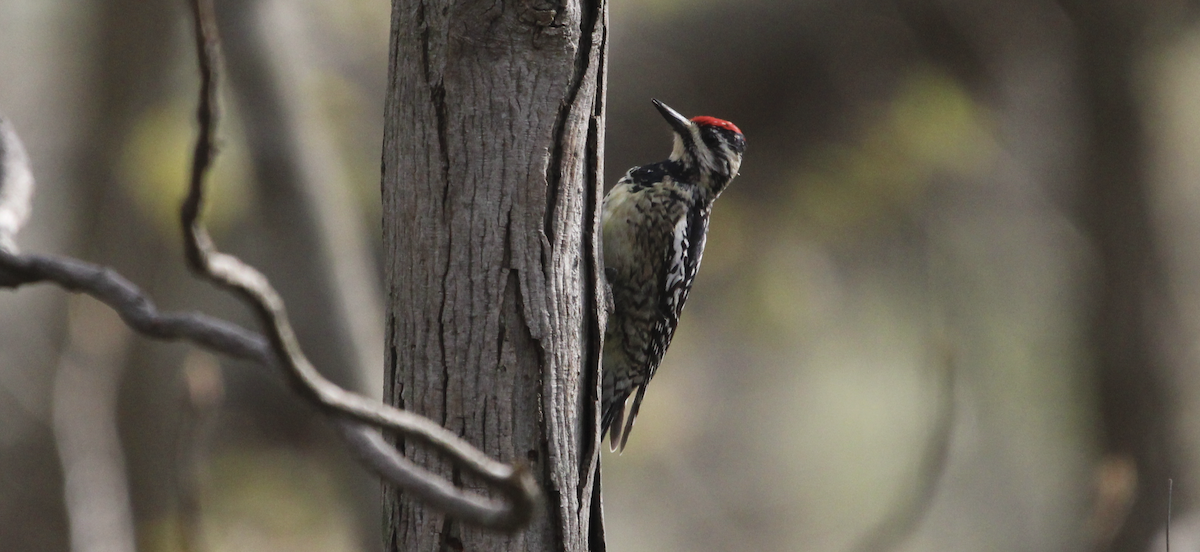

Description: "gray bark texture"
381 0 608 550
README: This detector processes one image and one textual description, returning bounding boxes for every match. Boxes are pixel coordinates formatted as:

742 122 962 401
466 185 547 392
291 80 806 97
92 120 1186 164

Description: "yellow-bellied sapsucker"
601 99 745 452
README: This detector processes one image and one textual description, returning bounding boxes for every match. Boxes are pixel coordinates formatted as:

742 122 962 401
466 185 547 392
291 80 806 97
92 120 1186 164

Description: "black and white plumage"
601 99 745 452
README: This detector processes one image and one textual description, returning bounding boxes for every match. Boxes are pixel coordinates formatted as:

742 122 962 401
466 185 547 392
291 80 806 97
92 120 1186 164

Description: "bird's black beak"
652 99 692 135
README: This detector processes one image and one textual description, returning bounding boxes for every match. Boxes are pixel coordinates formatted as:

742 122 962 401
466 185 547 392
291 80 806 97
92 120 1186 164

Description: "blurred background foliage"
2 0 1200 551
119 98 255 236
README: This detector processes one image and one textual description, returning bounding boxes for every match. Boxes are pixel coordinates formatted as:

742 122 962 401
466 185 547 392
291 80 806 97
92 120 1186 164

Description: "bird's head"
653 99 745 195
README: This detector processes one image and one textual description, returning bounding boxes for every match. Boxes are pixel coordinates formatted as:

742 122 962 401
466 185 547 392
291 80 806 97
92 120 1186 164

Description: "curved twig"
203 0 535 530
0 248 536 529
0 0 540 532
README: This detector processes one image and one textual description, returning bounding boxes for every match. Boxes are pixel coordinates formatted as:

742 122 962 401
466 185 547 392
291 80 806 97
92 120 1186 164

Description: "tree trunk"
1062 3 1172 550
381 0 608 550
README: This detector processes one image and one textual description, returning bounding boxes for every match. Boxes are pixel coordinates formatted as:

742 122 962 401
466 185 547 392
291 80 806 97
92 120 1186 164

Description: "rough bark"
381 0 607 550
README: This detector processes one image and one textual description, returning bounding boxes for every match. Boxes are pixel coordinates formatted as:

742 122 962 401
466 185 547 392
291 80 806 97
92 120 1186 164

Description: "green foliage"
792 67 995 238
119 99 254 239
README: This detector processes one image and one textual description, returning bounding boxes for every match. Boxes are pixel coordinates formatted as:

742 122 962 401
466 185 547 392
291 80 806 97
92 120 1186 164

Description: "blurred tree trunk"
57 0 178 549
381 0 608 551
213 1 390 548
1060 2 1172 551
0 0 172 546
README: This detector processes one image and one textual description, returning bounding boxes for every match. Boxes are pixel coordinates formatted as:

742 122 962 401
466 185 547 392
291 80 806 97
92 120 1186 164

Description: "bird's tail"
601 393 627 453
600 384 649 453
617 385 649 452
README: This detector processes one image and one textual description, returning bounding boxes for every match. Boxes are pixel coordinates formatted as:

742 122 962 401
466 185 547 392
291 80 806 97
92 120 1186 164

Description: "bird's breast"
601 183 692 292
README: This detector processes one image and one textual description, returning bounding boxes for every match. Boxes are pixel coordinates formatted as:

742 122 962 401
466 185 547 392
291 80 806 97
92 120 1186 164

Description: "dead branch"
0 0 539 532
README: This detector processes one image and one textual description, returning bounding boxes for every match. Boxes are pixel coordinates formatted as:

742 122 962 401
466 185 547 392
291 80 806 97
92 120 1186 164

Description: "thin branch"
0 248 534 528
0 0 539 533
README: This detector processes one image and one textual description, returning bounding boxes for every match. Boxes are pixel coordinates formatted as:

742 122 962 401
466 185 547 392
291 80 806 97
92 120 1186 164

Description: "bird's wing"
617 204 710 451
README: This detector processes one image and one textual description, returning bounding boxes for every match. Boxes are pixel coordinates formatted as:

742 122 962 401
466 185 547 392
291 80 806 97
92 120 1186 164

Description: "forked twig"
0 0 539 532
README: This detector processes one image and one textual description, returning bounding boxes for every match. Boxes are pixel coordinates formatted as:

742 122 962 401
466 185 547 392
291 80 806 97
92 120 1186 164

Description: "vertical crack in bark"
417 1 431 79
540 397 564 550
435 126 453 435
386 312 397 403
542 0 600 242
578 118 602 497
538 1 604 547
587 461 606 552
419 0 452 215
386 312 407 456
432 84 452 215
437 251 454 454
572 0 608 539
480 398 489 456
420 0 456 493
497 213 514 375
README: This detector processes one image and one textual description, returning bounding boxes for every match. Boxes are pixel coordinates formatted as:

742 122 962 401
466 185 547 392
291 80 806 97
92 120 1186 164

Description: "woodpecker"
601 99 745 452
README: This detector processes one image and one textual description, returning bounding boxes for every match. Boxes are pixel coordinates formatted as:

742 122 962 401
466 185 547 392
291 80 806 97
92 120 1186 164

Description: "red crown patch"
690 116 742 135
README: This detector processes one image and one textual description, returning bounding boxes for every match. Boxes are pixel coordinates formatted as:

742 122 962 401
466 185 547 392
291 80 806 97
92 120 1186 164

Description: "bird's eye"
728 133 746 154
